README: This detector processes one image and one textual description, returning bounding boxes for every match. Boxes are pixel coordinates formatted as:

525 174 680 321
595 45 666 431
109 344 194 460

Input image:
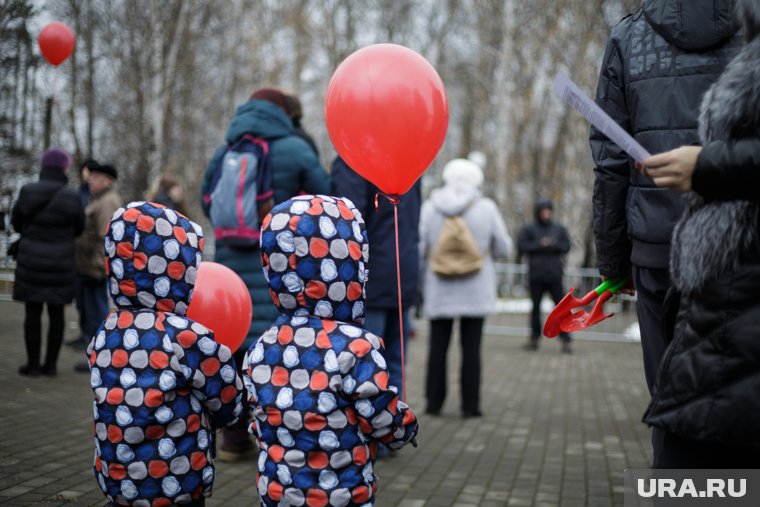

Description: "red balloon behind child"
187 262 252 353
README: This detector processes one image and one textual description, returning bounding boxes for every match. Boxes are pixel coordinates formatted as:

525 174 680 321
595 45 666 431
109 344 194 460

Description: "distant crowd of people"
6 0 760 503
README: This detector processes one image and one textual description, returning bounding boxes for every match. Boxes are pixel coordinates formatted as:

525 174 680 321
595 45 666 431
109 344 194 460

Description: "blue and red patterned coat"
244 195 419 507
87 201 244 506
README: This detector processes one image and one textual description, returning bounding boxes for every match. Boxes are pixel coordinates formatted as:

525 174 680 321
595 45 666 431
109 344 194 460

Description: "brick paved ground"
0 301 652 506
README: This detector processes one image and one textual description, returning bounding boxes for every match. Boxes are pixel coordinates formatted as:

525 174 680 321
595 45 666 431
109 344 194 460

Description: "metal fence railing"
0 250 640 341
0 232 16 301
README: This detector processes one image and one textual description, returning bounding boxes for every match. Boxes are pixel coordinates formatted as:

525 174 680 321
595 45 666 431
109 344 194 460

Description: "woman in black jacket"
641 0 760 468
11 149 85 376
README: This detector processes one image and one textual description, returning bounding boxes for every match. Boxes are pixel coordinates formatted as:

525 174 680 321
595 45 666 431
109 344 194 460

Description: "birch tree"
6 0 641 265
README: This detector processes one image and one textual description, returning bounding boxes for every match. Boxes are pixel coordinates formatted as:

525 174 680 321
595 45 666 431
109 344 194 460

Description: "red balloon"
38 22 75 66
187 262 252 353
325 44 448 196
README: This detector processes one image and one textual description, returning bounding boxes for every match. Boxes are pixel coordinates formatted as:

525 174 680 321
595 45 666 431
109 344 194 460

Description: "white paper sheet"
553 72 650 162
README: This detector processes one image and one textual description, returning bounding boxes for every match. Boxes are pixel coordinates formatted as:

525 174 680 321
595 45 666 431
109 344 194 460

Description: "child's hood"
105 201 204 315
260 195 369 322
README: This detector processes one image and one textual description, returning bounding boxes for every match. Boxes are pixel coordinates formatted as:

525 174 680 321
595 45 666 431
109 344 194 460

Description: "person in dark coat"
517 198 572 352
11 148 85 376
589 0 739 462
331 156 421 397
201 87 331 461
642 0 760 467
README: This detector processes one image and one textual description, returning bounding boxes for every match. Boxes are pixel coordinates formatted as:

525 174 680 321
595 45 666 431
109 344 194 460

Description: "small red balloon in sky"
38 21 75 66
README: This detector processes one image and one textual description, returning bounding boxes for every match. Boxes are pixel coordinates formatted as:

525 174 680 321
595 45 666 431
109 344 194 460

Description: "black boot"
19 364 42 376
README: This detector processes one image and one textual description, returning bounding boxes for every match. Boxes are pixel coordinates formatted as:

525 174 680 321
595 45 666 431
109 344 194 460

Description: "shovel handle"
609 276 629 294
594 276 628 295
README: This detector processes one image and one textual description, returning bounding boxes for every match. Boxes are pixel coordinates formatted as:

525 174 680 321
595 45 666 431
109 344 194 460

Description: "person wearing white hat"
419 158 513 417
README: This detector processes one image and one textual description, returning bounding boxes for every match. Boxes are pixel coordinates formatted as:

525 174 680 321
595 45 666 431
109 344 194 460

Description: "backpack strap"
241 133 269 156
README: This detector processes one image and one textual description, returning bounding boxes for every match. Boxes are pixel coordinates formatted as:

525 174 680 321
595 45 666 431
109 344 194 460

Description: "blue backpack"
203 134 273 247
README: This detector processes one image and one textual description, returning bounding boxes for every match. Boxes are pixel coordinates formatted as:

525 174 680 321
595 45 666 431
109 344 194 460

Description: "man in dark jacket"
590 0 739 463
591 0 739 392
517 198 572 352
331 156 421 396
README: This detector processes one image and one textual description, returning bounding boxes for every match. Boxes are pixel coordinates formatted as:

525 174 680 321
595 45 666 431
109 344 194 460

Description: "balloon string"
374 192 400 210
393 201 406 403
375 192 406 402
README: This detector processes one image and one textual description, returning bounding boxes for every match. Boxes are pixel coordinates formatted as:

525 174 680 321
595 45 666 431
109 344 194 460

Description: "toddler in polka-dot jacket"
244 195 419 506
87 201 244 506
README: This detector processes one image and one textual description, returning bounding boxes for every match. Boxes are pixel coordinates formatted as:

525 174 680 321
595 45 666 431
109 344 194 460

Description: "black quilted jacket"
590 0 740 277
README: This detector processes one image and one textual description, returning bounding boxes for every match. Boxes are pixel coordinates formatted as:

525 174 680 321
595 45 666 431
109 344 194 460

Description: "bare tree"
9 0 642 265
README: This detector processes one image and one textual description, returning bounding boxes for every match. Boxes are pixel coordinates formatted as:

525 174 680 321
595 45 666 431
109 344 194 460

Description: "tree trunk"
43 97 53 149
85 0 95 156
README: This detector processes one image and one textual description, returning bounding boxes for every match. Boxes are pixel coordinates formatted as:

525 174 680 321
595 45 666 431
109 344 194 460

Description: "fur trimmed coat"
644 36 760 447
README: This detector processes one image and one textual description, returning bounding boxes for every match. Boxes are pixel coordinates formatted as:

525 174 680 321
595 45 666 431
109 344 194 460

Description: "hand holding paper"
553 72 651 162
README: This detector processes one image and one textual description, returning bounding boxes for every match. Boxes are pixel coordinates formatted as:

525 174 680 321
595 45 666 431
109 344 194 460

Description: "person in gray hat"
73 163 121 372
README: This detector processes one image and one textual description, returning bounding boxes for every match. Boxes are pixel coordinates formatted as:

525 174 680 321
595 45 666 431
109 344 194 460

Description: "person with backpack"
419 158 513 417
517 198 572 353
12 149 85 376
200 87 330 461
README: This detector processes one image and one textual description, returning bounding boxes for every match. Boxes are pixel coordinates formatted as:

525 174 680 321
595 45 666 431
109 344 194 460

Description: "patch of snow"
623 322 641 341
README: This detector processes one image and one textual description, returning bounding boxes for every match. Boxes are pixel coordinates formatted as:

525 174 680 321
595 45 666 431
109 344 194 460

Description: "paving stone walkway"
0 302 652 506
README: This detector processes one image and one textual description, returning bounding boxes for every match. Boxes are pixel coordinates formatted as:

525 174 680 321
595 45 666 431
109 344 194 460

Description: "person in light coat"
419 158 513 417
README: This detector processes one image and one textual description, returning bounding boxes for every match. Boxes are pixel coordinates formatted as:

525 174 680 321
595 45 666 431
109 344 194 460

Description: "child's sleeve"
345 333 419 450
183 326 244 428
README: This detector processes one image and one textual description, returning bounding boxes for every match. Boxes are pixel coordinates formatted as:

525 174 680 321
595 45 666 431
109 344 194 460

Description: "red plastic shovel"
543 277 628 337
